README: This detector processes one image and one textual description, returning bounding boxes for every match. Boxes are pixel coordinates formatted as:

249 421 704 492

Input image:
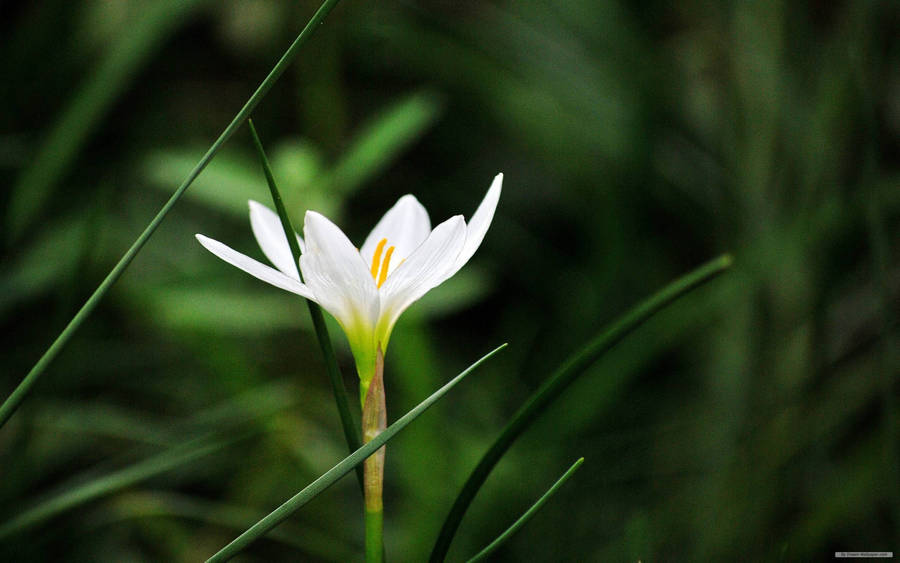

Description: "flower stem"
248 120 364 495
362 347 386 562
365 509 384 563
205 344 506 563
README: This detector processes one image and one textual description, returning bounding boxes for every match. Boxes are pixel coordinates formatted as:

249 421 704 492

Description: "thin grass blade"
206 343 507 563
0 434 234 540
429 254 733 561
248 120 363 494
466 457 584 563
0 0 342 430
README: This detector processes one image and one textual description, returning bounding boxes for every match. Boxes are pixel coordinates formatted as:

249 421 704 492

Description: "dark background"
2 1 898 560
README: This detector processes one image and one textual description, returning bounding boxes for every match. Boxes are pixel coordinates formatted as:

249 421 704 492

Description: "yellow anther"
377 246 395 288
370 238 387 279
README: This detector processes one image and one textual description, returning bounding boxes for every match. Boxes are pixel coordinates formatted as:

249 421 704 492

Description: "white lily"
195 173 502 394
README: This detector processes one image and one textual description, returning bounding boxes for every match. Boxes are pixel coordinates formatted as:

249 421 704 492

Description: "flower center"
369 238 395 288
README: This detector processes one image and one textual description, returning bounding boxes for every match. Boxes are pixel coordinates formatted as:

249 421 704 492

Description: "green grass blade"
7 0 208 239
466 457 584 563
0 434 233 540
248 120 363 494
429 255 733 562
206 343 507 563
0 0 343 430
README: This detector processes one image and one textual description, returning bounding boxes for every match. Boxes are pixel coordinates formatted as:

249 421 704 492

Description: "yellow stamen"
377 246 395 288
370 238 387 279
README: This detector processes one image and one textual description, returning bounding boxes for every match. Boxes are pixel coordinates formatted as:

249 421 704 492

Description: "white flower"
195 173 502 391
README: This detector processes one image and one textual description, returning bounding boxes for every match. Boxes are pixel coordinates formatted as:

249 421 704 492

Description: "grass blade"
206 343 507 563
466 457 584 563
429 254 733 561
0 0 343 430
0 434 233 540
248 120 363 494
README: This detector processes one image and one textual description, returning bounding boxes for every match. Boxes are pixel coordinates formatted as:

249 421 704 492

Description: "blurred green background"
2 0 898 561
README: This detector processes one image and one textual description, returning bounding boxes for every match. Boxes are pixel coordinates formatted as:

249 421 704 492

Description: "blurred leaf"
129 285 309 334
0 216 88 316
0 434 233 540
419 270 495 322
143 149 268 217
142 89 442 222
7 0 209 239
93 491 358 562
270 139 331 216
324 89 443 194
31 401 176 447
143 141 326 219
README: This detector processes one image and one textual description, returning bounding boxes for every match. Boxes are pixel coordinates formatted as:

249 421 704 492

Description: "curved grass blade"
7 0 208 239
206 343 507 563
466 457 584 563
0 0 343 430
429 254 733 561
0 434 234 540
248 120 363 494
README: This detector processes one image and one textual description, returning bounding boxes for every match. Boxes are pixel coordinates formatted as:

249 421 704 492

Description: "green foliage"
0 0 343 429
431 255 731 560
1 1 897 561
7 0 209 239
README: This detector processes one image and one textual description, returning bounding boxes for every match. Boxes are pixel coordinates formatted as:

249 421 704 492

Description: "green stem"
429 254 733 562
205 344 506 563
365 509 384 563
0 0 342 431
248 120 363 495
362 347 386 562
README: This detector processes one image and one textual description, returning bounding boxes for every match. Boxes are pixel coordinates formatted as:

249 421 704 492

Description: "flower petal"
376 215 467 344
195 234 315 299
299 211 381 333
453 172 502 272
360 194 431 276
249 200 303 278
